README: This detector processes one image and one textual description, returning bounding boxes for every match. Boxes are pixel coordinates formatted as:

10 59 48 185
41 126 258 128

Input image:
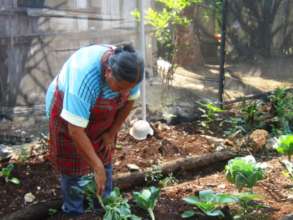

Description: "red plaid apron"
48 49 129 176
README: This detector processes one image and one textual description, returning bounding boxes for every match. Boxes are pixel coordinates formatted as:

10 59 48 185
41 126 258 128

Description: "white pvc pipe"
139 0 147 121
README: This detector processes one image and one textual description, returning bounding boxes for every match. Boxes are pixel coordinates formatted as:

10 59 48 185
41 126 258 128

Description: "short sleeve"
128 83 141 101
60 92 91 128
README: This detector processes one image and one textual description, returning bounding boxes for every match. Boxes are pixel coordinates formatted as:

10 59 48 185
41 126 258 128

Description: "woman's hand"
94 164 106 196
101 131 116 162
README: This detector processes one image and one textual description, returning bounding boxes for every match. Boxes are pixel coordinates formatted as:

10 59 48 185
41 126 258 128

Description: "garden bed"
1 122 293 220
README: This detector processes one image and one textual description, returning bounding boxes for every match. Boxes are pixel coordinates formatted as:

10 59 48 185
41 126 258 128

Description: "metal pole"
139 0 147 121
218 0 227 107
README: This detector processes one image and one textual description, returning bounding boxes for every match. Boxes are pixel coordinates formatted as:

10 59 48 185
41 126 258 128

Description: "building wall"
0 0 154 113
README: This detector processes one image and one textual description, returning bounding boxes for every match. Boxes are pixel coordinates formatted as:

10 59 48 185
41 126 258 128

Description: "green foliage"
198 101 224 129
182 189 238 218
73 177 140 220
133 187 161 220
224 116 247 138
158 173 178 187
145 165 163 184
232 192 264 219
240 100 265 132
269 88 293 135
132 0 202 61
225 156 265 192
275 135 293 161
0 164 20 185
98 188 141 220
71 175 96 210
182 189 263 219
48 208 58 216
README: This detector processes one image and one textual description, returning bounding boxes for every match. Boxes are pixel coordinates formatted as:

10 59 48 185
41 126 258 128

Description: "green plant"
98 188 141 220
224 116 247 138
275 135 293 161
225 156 265 192
198 101 225 130
72 177 139 219
240 100 265 132
145 165 164 184
132 186 160 220
158 173 178 187
71 175 97 210
181 189 238 218
269 88 293 135
232 192 264 219
132 0 202 61
0 164 20 185
48 208 58 216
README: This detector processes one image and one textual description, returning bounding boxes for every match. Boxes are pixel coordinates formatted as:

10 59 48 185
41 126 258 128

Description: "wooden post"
218 0 228 107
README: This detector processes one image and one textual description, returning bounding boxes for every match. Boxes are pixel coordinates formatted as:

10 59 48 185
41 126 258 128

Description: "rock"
0 144 13 161
281 213 293 220
247 129 269 152
127 163 141 172
24 192 36 203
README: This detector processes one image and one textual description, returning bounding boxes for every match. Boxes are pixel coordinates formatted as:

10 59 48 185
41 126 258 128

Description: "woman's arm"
101 100 135 147
67 124 106 195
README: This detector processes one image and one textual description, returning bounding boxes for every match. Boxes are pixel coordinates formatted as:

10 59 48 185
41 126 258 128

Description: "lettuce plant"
98 188 141 220
72 177 140 219
181 189 238 218
132 186 160 220
225 156 265 192
0 163 20 185
275 134 293 161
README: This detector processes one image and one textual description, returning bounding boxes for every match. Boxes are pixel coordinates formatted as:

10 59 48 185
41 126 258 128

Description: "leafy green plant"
224 116 247 138
0 164 20 185
232 192 264 219
240 100 265 132
132 187 160 220
71 175 97 210
269 88 293 135
73 177 139 219
145 165 164 184
275 135 293 161
158 173 178 187
198 101 224 130
181 189 238 218
132 0 202 62
98 188 141 220
225 156 265 192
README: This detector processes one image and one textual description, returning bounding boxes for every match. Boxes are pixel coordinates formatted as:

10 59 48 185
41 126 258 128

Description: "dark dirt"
1 122 293 220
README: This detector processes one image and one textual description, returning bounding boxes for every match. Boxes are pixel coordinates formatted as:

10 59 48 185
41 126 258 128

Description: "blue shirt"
45 45 140 128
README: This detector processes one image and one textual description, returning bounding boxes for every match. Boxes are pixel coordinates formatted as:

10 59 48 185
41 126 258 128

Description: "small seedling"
145 165 163 184
275 134 293 161
225 156 265 192
158 173 178 187
198 101 224 129
0 163 20 185
132 186 160 220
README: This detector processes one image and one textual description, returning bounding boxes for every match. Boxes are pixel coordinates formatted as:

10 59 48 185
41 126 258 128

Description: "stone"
248 129 269 152
0 144 12 161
